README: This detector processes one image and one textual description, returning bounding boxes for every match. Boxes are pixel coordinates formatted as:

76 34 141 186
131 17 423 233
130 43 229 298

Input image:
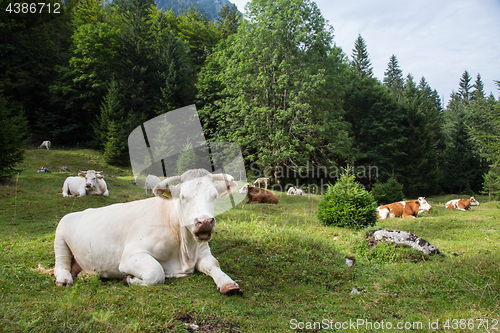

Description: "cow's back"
56 197 175 278
445 199 458 209
446 198 471 210
377 202 404 218
403 200 419 217
248 187 278 204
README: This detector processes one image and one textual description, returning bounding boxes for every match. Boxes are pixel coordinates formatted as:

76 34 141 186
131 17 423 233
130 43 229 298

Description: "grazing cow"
376 197 432 219
239 183 278 204
445 196 480 211
287 186 303 195
144 174 161 195
53 169 242 295
62 170 109 197
253 177 270 189
38 140 51 150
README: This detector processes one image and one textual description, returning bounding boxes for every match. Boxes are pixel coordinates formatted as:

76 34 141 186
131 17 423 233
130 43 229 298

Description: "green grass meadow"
0 149 499 332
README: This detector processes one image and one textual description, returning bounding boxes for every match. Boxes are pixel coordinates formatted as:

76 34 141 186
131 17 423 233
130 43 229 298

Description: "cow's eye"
180 195 186 200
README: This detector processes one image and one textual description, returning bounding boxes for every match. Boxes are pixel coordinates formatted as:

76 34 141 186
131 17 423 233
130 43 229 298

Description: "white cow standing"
53 169 242 295
253 177 270 189
144 174 161 195
38 141 51 150
62 170 109 197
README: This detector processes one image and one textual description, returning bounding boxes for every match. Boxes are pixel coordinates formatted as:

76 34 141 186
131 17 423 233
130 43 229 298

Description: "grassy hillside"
0 149 499 332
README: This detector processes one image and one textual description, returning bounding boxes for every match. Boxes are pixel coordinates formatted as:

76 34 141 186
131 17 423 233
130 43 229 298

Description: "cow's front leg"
119 252 165 286
196 249 242 296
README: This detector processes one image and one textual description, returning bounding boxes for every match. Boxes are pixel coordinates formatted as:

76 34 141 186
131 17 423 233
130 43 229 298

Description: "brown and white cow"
445 196 480 211
376 197 432 219
53 169 242 295
62 170 109 197
238 183 279 204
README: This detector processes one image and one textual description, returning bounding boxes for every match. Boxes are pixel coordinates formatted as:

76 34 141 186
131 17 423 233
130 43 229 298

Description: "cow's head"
417 197 432 212
78 170 103 190
238 183 250 195
153 169 237 242
470 196 480 206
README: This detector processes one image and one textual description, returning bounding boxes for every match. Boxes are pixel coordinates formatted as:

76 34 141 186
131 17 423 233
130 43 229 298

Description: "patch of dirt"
168 311 242 333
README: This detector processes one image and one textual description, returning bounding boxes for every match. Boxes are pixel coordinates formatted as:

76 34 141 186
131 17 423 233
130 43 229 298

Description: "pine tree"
351 34 373 78
471 73 485 101
0 96 28 182
458 70 473 104
441 90 486 194
216 4 241 38
383 54 404 97
396 74 441 196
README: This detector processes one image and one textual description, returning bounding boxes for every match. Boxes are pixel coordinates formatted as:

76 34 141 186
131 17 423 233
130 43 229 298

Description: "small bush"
370 175 404 205
317 167 377 229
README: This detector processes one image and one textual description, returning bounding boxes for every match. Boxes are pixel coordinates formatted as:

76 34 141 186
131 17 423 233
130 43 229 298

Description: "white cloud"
230 0 500 105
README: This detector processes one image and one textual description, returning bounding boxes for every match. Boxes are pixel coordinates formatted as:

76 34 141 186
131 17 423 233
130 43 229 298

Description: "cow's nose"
195 217 215 229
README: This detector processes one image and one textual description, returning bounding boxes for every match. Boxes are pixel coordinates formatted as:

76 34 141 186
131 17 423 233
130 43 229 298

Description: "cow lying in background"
376 197 432 219
62 170 109 197
52 169 242 295
253 177 270 189
38 141 51 150
239 183 278 204
144 174 161 195
287 186 303 195
445 197 480 211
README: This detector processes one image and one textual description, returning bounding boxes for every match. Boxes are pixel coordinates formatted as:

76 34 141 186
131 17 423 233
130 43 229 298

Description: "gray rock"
373 229 440 255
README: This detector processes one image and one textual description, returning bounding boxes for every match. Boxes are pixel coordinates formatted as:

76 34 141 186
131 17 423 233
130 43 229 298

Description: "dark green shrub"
370 175 404 205
0 96 28 182
317 167 377 229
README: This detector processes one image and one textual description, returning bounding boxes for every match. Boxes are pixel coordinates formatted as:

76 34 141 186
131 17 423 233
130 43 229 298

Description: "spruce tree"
383 54 404 97
0 96 28 182
471 73 485 101
351 34 373 78
458 70 473 104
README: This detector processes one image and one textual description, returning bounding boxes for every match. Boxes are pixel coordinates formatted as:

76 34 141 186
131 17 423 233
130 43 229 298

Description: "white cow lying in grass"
62 170 109 197
287 186 303 195
52 169 242 295
144 174 161 195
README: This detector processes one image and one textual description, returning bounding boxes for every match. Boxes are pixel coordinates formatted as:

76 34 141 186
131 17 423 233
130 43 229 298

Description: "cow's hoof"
219 282 243 296
55 280 72 287
123 275 131 286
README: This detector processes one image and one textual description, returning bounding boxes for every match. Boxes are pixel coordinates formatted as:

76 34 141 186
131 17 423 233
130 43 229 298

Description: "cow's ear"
78 172 85 178
216 180 238 197
153 181 180 200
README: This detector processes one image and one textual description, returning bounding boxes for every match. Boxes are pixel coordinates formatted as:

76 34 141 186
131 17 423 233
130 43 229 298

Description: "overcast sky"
230 0 500 107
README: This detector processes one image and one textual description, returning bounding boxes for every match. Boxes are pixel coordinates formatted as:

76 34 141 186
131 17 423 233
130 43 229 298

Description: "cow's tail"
62 179 69 197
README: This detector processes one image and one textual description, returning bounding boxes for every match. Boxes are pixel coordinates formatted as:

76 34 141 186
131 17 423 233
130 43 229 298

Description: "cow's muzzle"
194 217 215 241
